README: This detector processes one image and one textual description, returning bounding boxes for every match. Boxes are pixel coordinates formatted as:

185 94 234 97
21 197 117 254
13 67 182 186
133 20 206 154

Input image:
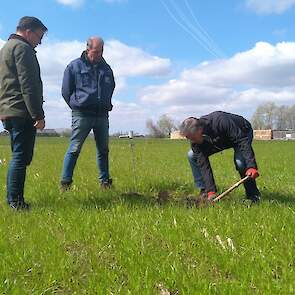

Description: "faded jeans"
61 113 110 184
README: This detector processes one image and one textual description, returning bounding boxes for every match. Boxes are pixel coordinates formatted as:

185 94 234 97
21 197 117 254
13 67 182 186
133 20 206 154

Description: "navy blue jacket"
191 111 257 192
62 51 115 115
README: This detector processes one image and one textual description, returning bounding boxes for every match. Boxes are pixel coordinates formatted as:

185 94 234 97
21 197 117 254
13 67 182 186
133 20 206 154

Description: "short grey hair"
179 117 200 136
86 36 104 49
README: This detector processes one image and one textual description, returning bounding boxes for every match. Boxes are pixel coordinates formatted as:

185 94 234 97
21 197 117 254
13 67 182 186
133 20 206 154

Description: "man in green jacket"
0 16 47 210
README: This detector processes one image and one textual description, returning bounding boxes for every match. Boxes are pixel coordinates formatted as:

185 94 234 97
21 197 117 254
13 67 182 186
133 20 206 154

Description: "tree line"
251 102 295 130
146 102 295 137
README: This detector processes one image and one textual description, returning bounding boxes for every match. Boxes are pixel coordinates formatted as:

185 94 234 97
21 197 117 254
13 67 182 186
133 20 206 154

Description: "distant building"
253 129 273 140
253 129 295 140
118 131 145 138
170 131 186 139
118 134 144 138
273 130 295 140
37 129 59 137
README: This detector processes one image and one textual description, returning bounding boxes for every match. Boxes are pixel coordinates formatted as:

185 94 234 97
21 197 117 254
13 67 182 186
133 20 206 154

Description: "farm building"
171 129 295 141
37 129 60 137
253 129 295 140
272 130 295 140
253 129 273 140
170 131 186 139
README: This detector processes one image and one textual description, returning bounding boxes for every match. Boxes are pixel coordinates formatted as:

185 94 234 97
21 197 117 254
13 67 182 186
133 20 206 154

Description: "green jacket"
0 34 44 120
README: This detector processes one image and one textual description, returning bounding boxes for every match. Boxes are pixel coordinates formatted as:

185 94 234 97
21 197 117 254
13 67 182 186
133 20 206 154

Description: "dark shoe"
8 202 19 210
19 201 30 210
198 189 207 199
246 194 261 204
100 178 113 189
8 201 30 211
249 195 261 203
60 181 72 192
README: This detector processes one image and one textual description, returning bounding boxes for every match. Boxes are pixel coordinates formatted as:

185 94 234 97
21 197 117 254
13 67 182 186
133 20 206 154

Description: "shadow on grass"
80 180 194 209
80 191 158 210
81 182 194 210
260 189 295 206
81 190 199 210
32 183 295 210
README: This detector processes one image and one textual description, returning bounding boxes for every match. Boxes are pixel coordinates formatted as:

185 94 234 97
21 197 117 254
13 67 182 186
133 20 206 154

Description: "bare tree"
276 105 288 130
146 119 165 138
146 115 177 137
286 105 295 130
252 102 295 130
157 115 177 136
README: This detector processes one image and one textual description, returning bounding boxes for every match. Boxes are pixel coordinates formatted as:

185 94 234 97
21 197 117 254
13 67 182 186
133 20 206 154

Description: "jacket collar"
81 51 105 68
8 34 36 52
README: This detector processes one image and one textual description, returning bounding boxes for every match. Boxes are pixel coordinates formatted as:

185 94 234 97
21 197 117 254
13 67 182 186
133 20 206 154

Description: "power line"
183 0 225 57
160 0 225 59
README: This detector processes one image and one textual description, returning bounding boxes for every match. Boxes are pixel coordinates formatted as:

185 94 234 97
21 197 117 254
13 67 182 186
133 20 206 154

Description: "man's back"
200 111 251 135
0 36 43 120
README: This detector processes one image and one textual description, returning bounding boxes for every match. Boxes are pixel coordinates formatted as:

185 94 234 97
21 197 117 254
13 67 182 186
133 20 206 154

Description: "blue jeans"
2 118 36 203
61 114 110 184
188 130 260 197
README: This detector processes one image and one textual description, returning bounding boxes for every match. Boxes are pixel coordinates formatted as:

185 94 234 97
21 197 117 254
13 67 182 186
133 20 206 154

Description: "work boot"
60 181 72 192
100 178 113 189
247 194 261 204
198 189 207 199
8 201 30 211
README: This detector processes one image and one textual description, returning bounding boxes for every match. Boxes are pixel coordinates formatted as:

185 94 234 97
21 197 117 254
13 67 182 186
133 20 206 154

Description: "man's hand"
34 119 45 130
246 168 259 179
207 191 216 201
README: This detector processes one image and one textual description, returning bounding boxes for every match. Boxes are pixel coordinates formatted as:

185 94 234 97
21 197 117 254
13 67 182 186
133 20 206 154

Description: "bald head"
86 36 104 64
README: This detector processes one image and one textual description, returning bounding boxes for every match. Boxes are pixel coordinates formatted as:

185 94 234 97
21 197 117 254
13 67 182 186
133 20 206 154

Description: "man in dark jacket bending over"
61 37 115 190
180 111 260 203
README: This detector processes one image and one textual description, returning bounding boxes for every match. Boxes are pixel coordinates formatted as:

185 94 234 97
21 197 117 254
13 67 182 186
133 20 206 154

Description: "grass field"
0 137 295 294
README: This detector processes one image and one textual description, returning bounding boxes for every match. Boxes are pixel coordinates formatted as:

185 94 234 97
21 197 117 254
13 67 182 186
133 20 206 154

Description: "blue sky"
1 0 295 133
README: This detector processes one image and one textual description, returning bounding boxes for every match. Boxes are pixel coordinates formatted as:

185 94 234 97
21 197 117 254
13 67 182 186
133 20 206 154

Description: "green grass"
0 137 295 294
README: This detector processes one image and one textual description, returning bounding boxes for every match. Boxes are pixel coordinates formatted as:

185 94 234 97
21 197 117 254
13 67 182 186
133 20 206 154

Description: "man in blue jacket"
180 111 261 203
61 37 115 190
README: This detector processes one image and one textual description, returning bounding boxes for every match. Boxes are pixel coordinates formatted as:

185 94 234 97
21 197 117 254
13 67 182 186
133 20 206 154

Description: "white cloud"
246 0 295 14
56 0 84 7
0 37 171 132
35 38 171 96
1 38 295 133
105 40 171 77
138 41 295 122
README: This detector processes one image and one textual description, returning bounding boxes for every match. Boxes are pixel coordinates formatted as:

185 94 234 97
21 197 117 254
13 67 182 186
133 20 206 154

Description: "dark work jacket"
62 51 115 116
191 111 257 192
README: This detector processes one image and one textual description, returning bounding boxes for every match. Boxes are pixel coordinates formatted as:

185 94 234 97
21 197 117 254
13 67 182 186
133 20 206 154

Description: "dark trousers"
234 130 260 197
2 118 36 203
188 129 260 197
